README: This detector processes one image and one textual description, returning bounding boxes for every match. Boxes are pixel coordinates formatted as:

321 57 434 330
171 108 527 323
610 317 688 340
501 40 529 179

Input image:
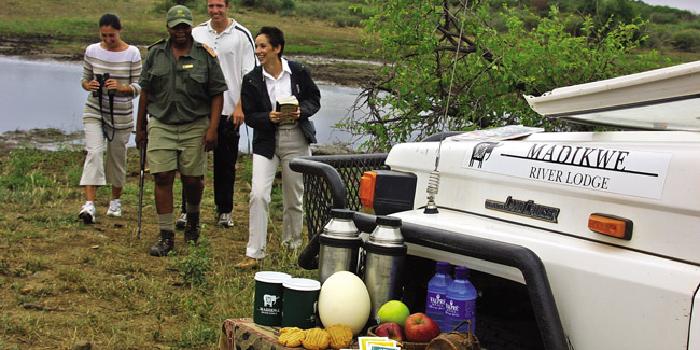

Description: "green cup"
282 278 321 329
253 271 291 326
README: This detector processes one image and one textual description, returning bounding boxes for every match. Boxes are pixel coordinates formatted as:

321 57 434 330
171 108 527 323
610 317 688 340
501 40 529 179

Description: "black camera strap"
106 89 116 142
96 84 107 139
94 73 116 142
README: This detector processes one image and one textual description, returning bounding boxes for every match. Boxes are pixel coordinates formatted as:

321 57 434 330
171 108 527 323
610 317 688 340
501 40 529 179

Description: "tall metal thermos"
318 209 362 284
363 216 407 321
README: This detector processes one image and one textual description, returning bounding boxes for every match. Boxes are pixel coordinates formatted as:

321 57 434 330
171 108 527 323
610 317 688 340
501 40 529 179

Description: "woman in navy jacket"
237 26 321 269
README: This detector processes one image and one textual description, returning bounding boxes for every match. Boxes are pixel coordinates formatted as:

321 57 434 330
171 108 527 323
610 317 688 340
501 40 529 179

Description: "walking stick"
137 140 146 240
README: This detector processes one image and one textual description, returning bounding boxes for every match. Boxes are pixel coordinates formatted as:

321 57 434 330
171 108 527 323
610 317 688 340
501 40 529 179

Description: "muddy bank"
0 128 84 152
0 35 83 60
0 36 378 87
306 61 379 87
0 128 354 154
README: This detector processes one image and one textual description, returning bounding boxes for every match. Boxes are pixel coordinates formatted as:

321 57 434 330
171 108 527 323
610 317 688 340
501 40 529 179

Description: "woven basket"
426 321 480 350
366 326 430 350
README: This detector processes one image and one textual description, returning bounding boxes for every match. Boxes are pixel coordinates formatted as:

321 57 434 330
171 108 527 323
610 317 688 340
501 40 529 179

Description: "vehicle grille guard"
290 154 568 350
289 154 389 269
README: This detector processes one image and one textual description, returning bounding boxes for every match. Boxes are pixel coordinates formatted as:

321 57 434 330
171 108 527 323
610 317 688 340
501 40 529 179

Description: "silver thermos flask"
363 216 407 321
318 209 362 284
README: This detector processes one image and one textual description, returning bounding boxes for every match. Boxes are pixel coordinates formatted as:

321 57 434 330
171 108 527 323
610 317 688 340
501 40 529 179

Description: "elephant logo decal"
263 294 279 307
469 142 501 168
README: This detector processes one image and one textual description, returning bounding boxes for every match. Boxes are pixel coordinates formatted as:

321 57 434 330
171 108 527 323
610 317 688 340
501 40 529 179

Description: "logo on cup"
263 294 279 307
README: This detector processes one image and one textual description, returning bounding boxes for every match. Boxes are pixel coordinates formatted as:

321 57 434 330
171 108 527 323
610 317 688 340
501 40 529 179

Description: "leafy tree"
238 0 295 13
597 0 637 25
345 0 661 150
154 0 207 13
671 28 700 52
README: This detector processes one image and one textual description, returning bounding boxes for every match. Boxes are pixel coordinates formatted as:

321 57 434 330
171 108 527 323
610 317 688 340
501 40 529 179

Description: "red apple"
374 322 404 341
404 313 440 342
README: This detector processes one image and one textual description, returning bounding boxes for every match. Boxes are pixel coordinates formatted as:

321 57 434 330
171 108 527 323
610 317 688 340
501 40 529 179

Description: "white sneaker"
79 202 96 224
282 239 303 250
218 212 233 228
106 199 122 217
175 213 187 230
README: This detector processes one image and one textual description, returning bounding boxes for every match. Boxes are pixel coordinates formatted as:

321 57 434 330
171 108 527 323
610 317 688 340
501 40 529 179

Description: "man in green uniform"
136 5 227 257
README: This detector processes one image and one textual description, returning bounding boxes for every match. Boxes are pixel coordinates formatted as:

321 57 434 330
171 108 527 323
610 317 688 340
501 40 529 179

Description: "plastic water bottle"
425 261 453 332
444 266 477 333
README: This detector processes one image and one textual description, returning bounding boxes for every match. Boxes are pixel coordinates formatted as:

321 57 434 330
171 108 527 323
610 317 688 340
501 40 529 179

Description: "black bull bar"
290 154 568 350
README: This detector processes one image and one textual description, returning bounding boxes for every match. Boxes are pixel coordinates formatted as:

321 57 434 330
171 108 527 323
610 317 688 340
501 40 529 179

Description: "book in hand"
276 95 299 125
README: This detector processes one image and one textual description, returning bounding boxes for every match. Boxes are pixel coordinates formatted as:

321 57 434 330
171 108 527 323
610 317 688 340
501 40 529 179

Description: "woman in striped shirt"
78 13 142 224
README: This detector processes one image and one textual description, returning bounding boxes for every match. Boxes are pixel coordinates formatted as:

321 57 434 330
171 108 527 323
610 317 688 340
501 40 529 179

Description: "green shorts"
147 116 209 176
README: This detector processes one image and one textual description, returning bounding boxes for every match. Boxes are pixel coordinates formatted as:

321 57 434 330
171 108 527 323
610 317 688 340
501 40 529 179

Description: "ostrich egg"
318 271 370 335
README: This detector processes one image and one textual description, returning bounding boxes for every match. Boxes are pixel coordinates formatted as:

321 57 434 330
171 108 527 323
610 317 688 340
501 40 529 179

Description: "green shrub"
680 20 700 31
174 237 212 287
238 0 293 13
672 28 700 52
649 12 678 25
24 257 48 273
486 13 507 32
260 0 282 13
334 15 362 28
281 0 296 12
0 149 52 192
292 1 368 27
153 0 204 14
563 15 585 36
522 12 540 30
178 322 217 347
177 294 217 347
644 26 673 49
0 260 9 276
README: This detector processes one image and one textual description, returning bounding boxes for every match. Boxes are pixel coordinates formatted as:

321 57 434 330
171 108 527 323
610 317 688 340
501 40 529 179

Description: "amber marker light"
359 171 377 209
588 213 633 240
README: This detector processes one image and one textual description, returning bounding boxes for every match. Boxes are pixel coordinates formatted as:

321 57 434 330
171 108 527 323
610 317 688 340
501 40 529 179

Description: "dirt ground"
0 31 371 348
0 145 317 349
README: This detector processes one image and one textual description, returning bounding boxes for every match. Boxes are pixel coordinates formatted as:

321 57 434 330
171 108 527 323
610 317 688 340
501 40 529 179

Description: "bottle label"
445 298 476 320
426 291 446 313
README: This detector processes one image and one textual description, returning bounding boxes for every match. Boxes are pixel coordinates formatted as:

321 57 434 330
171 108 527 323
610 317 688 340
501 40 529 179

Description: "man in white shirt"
185 0 256 228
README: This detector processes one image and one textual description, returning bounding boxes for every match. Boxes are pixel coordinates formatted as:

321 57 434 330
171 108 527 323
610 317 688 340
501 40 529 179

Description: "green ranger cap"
166 5 193 28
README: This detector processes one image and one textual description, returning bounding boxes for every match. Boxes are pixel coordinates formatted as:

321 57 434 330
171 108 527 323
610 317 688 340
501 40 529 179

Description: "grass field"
0 147 315 349
1 3 699 346
0 0 368 59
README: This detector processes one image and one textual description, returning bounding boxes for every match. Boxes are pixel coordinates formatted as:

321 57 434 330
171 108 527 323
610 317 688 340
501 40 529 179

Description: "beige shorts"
79 121 131 187
146 116 209 176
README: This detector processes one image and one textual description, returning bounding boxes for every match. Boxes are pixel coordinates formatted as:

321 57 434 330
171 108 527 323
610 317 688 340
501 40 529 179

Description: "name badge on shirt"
182 64 194 69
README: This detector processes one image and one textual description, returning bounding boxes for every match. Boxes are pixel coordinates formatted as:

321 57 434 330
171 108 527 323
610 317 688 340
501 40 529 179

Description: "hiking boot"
106 199 122 217
149 230 174 257
184 212 200 244
79 202 96 224
175 212 187 230
234 257 260 270
218 212 233 228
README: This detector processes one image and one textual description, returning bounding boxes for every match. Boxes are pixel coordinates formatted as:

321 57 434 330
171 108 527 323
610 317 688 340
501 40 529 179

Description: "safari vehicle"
291 61 700 350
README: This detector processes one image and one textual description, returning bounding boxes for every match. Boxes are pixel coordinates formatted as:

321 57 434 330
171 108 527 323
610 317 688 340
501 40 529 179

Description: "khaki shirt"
139 39 227 124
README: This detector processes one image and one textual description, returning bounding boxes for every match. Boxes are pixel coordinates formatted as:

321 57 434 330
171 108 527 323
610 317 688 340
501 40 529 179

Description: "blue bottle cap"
454 266 469 279
436 261 451 273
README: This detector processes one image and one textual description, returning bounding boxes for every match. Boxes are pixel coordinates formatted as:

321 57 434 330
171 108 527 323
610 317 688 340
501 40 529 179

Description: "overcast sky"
641 0 700 14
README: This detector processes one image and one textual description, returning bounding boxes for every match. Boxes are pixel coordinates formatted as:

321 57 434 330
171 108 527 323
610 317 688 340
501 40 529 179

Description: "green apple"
376 300 410 326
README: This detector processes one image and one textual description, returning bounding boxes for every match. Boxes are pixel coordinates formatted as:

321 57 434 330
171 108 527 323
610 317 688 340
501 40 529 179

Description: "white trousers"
247 126 311 259
79 122 131 188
